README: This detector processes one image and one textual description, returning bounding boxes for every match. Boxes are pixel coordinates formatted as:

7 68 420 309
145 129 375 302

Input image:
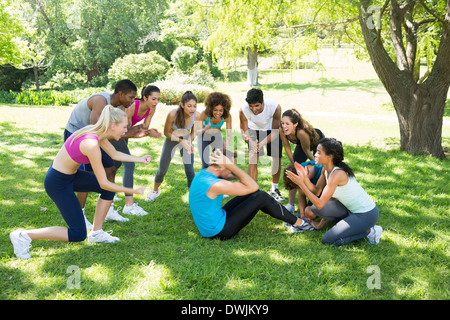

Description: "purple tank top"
64 134 99 164
131 100 150 126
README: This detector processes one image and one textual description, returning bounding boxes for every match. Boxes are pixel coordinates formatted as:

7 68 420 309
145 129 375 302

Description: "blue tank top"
188 169 226 237
203 116 225 128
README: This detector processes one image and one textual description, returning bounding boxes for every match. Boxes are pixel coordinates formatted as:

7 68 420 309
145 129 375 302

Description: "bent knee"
69 228 87 242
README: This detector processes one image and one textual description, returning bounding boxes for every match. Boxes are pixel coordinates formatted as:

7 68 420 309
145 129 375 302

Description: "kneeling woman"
189 150 308 240
10 106 151 259
286 138 382 246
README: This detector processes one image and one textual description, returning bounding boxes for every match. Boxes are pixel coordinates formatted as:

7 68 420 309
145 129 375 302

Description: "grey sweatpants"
155 138 195 188
110 139 135 197
310 200 379 246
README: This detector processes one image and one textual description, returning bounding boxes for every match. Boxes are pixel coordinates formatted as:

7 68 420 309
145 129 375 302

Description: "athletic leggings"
155 138 195 188
44 166 115 242
111 139 134 197
310 200 379 246
212 190 298 240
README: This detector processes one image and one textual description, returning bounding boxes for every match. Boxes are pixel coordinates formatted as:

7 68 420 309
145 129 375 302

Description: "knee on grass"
69 228 87 242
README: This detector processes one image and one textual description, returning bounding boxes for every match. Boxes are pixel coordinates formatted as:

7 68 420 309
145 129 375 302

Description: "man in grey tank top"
64 80 139 223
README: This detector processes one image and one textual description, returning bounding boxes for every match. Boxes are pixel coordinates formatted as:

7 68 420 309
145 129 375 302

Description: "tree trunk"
393 83 447 158
358 0 450 159
246 46 259 87
33 66 40 91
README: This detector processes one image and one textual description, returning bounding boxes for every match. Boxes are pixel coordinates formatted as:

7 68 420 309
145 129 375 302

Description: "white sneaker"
82 208 93 230
367 225 382 244
269 188 284 202
10 230 32 259
145 190 161 202
88 230 120 243
123 203 148 216
104 205 129 222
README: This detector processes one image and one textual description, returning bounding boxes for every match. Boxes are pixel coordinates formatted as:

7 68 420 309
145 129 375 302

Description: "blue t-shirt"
189 169 226 237
301 160 323 185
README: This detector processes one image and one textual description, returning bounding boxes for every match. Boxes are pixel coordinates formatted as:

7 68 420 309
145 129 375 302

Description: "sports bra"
203 116 224 128
131 100 150 126
64 134 99 164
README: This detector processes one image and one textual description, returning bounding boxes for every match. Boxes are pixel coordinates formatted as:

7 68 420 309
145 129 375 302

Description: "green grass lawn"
0 64 449 300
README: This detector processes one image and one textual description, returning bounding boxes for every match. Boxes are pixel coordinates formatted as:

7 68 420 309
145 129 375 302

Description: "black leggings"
212 190 298 240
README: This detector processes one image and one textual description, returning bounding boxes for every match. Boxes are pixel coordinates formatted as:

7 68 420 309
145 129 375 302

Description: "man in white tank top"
239 88 284 201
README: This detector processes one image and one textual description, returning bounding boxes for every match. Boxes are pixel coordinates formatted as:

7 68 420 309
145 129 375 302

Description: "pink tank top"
64 134 99 164
131 100 150 126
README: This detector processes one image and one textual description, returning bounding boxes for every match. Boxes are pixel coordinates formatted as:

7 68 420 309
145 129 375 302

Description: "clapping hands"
285 162 307 186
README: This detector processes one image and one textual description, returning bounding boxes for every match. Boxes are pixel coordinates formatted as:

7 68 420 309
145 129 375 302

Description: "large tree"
20 0 169 83
184 0 449 158
357 0 449 158
162 0 302 86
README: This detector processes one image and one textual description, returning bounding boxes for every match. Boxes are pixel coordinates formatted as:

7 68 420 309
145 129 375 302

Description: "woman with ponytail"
286 138 382 246
280 109 324 214
10 106 152 259
145 91 200 202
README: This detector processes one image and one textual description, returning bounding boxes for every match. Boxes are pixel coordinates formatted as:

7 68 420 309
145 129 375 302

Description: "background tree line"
1 0 448 158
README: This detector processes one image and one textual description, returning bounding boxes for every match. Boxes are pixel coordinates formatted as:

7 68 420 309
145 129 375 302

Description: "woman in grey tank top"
145 91 200 202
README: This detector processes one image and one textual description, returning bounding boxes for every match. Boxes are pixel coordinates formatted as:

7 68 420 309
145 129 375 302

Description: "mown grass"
0 61 449 301
0 116 448 300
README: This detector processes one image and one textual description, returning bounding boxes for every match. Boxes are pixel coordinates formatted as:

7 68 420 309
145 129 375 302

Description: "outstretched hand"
134 186 146 195
141 155 152 164
147 128 162 138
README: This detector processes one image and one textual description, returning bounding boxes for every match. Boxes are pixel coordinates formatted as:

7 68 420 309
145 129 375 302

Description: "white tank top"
241 99 278 130
326 167 376 213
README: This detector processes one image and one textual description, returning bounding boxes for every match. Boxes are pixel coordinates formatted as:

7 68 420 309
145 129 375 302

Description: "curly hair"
283 164 299 190
204 92 232 119
282 109 319 149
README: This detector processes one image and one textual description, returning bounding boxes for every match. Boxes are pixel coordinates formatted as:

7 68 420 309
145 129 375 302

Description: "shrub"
108 51 170 88
45 71 86 90
0 87 107 106
164 66 216 89
0 65 33 91
153 80 212 105
171 46 198 72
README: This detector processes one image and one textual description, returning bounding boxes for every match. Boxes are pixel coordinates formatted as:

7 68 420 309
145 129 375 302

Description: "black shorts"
248 129 282 158
64 129 114 171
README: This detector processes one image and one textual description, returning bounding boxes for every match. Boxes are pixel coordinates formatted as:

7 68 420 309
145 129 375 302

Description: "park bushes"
0 46 215 107
0 88 105 106
108 51 171 88
0 84 211 106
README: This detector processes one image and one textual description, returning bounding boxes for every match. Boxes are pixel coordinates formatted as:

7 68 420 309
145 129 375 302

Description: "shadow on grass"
1 124 449 300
